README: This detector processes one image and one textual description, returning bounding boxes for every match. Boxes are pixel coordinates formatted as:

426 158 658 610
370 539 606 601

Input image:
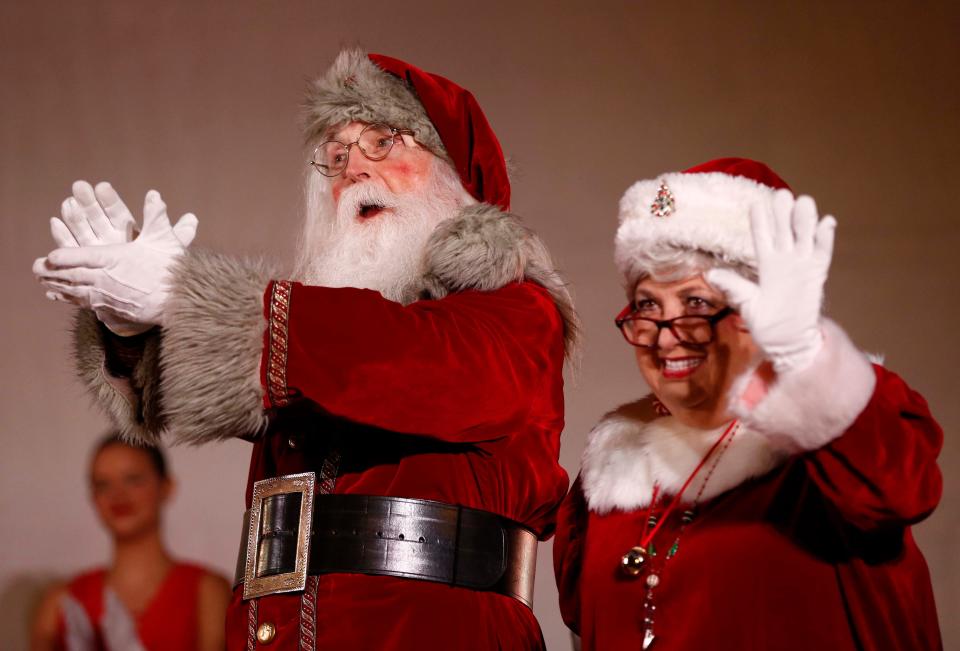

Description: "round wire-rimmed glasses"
614 305 734 348
309 123 416 177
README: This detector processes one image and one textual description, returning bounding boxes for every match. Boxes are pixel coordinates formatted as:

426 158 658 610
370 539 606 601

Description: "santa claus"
34 50 578 650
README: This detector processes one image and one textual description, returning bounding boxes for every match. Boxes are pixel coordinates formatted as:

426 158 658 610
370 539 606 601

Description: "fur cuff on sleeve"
160 249 274 444
415 203 580 358
72 309 165 444
730 319 876 453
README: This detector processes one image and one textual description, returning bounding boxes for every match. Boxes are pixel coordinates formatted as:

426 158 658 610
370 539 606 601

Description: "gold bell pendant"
620 546 647 576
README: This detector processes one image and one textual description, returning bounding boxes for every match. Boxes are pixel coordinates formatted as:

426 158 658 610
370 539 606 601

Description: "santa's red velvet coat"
73 206 575 650
554 321 942 650
223 280 568 650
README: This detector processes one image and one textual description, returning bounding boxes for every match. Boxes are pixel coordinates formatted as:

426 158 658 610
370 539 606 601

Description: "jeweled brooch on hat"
650 181 675 217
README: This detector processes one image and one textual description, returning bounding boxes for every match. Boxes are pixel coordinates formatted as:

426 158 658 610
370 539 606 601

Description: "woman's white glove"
34 190 187 334
706 189 836 374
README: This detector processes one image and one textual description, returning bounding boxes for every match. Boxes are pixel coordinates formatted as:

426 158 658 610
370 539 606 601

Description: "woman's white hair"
625 245 757 298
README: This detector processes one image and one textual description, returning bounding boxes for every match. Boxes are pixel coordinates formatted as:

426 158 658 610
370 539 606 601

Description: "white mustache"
294 156 474 302
336 182 396 221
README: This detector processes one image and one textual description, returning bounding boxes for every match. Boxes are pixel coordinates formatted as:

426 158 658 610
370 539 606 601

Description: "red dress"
56 563 205 651
554 322 943 651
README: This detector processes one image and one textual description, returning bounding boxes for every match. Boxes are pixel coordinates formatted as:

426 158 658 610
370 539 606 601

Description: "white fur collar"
581 396 787 514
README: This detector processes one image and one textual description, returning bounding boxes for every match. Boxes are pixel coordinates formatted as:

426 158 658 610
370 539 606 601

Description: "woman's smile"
629 274 759 427
659 355 705 379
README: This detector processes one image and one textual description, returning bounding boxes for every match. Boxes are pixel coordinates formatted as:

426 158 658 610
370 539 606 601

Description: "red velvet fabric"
227 281 568 650
554 366 943 650
369 53 511 210
56 563 205 651
683 157 793 191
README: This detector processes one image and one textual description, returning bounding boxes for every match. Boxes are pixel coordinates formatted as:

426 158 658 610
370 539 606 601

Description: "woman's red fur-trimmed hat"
615 157 793 285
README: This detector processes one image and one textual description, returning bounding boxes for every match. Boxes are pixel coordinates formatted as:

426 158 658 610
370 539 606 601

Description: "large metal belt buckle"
243 472 316 600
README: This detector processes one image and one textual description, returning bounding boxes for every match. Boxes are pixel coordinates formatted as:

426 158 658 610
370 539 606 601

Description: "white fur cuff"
730 319 877 453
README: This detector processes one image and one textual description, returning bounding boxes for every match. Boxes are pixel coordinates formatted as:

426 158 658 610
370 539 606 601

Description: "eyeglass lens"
312 124 397 176
622 317 715 347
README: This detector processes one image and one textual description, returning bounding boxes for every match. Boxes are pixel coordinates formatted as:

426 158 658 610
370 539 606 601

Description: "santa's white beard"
295 162 469 302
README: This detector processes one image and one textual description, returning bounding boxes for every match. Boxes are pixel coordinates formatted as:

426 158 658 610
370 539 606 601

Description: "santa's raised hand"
50 180 198 250
34 190 190 335
707 189 836 373
50 181 136 248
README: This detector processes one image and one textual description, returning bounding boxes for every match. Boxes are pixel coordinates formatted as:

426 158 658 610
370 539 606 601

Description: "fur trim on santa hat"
581 319 876 514
615 171 780 287
302 49 446 157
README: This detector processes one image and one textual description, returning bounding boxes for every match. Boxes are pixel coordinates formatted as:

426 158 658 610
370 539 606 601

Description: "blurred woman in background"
554 158 942 650
31 434 231 651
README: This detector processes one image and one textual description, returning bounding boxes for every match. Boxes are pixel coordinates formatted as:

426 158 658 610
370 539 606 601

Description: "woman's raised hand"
706 189 836 373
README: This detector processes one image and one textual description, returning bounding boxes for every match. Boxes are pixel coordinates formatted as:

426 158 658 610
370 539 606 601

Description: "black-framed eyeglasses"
309 123 416 177
614 305 734 348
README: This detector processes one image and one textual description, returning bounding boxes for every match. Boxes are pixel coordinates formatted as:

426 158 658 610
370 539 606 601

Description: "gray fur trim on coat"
73 309 165 444
159 251 273 444
72 252 272 446
416 203 580 357
302 49 446 158
73 204 577 445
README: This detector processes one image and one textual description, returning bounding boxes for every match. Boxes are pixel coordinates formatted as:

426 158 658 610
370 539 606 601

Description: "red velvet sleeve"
553 475 587 634
260 280 565 442
804 366 943 531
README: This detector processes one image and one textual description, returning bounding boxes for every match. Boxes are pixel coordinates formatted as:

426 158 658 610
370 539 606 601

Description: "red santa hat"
614 157 792 285
303 50 511 210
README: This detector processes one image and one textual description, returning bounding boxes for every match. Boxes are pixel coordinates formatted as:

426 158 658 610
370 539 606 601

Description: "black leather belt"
234 472 538 608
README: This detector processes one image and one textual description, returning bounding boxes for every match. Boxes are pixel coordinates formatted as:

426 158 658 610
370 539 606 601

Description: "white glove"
44 182 198 335
706 189 836 373
50 181 199 248
34 190 187 334
50 181 136 248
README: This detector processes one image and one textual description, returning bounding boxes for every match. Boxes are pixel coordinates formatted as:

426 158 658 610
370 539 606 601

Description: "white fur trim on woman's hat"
614 157 791 287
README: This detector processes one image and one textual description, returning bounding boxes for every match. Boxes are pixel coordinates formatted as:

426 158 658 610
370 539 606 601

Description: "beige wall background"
2 1 957 649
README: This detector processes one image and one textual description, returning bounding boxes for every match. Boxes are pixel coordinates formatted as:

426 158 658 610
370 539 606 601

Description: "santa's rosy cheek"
387 163 428 186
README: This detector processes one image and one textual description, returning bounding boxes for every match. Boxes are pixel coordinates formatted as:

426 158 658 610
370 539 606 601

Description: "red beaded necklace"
620 418 741 649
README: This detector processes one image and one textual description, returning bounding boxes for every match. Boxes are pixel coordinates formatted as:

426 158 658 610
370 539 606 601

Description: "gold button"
256 622 276 644
287 435 299 449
